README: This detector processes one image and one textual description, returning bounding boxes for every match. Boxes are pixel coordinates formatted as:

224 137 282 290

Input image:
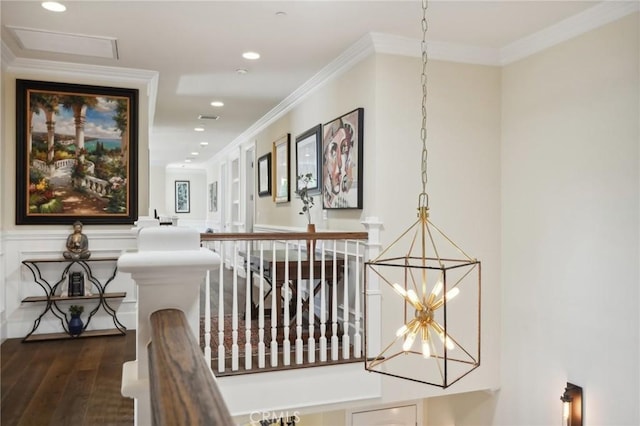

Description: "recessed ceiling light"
199 141 209 147
242 51 260 60
185 159 192 163
236 68 248 75
194 126 205 132
42 2 66 12
191 152 199 156
210 101 224 107
275 11 287 17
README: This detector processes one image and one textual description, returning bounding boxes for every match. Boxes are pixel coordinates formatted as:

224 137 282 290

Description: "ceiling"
1 1 605 168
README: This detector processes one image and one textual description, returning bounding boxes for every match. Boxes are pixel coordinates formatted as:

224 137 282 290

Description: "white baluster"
204 269 212 365
353 241 362 358
295 244 303 364
307 242 315 363
331 240 339 361
283 244 291 366
270 243 278 367
319 244 327 362
231 241 239 371
244 242 252 370
342 240 350 360
258 242 266 368
218 243 225 373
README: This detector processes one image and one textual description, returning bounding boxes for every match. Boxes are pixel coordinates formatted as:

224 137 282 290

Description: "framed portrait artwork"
175 180 190 213
15 79 139 225
322 108 364 209
295 124 322 194
272 134 290 203
257 153 271 197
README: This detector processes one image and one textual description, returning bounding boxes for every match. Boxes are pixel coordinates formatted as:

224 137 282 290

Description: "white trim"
3 229 136 241
1 42 159 126
500 1 640 65
371 32 501 66
1 42 16 71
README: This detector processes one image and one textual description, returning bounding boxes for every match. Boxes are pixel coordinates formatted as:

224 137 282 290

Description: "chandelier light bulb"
402 332 417 352
392 283 407 297
406 289 423 310
422 341 431 358
445 287 460 301
396 324 409 337
431 280 443 297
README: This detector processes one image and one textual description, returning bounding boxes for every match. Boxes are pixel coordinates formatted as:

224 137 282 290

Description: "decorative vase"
68 314 84 336
306 223 316 258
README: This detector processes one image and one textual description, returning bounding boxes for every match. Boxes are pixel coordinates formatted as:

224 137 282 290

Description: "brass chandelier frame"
363 0 481 388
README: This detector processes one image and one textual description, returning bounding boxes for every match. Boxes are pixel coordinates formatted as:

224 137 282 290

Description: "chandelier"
364 0 481 388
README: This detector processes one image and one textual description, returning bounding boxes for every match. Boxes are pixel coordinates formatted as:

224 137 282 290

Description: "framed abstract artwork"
15 79 139 225
272 134 290 203
257 153 271 197
322 108 364 209
295 124 322 194
175 180 190 213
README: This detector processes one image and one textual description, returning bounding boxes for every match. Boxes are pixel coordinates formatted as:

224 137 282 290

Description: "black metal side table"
21 257 126 342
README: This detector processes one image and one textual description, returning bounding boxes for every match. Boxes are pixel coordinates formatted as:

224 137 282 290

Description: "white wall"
497 13 639 426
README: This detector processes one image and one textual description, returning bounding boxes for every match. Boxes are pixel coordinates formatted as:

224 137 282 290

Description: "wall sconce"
560 382 583 426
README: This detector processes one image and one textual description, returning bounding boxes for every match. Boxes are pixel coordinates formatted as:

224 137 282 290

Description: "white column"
361 216 383 357
119 225 220 426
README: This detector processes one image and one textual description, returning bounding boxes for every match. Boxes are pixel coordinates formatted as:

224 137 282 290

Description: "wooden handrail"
200 231 368 242
148 309 234 426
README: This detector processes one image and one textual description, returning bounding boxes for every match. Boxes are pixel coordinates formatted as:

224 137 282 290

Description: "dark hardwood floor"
1 332 135 426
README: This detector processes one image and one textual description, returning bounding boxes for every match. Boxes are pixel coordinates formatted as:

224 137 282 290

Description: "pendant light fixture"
364 0 481 388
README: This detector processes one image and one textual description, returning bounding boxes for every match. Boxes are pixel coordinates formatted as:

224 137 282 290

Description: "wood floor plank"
1 342 62 426
1 332 135 426
17 340 83 426
49 368 97 425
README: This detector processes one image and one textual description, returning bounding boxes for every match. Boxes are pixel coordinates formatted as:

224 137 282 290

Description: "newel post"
362 216 383 358
118 223 220 426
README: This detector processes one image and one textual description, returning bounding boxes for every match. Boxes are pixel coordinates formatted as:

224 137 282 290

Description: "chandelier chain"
420 0 429 207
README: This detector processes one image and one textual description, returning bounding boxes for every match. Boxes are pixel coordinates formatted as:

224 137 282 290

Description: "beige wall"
253 56 377 231
495 13 640 425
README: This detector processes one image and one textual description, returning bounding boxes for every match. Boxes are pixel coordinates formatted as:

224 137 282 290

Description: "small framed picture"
272 134 290 203
295 124 322 194
322 108 364 209
257 153 272 197
175 180 190 213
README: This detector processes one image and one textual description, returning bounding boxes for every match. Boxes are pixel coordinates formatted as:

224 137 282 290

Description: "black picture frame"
322 107 364 209
273 134 291 203
15 79 139 225
257 153 272 197
175 180 190 213
295 124 322 195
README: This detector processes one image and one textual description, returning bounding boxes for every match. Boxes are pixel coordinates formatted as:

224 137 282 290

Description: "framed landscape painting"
15 79 139 225
322 108 363 209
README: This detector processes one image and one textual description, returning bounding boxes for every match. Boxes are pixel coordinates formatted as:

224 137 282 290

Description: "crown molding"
500 1 640 65
1 42 159 125
1 42 16 71
215 32 376 161
370 32 502 66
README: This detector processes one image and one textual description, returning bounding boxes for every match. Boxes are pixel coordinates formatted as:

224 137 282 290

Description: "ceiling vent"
7 26 118 59
198 115 220 120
